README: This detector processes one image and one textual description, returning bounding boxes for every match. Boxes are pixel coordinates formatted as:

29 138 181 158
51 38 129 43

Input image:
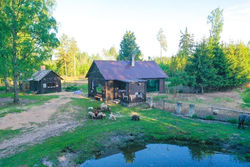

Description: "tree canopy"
117 31 142 61
0 0 59 103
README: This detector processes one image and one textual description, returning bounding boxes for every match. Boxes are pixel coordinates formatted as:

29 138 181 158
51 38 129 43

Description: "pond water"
81 143 249 167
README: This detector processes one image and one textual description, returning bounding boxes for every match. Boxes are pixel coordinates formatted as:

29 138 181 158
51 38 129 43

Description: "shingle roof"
87 60 168 80
29 70 52 81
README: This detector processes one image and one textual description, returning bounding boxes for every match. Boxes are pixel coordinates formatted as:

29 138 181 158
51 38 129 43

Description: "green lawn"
0 97 249 166
63 83 88 93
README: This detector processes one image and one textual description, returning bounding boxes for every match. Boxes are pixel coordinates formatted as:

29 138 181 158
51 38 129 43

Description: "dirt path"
0 122 79 159
0 91 87 159
0 92 84 130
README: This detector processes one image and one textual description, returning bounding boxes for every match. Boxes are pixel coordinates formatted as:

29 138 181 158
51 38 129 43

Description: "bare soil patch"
0 91 87 158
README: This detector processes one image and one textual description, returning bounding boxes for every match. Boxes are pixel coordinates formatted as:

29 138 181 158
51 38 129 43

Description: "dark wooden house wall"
87 63 106 97
30 71 62 94
105 80 114 101
159 79 166 93
40 72 61 94
30 81 38 91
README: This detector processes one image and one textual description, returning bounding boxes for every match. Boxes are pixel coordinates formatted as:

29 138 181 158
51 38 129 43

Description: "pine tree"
118 31 142 61
185 40 216 93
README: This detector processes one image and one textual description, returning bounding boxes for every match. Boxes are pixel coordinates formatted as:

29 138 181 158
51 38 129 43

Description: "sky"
53 0 250 59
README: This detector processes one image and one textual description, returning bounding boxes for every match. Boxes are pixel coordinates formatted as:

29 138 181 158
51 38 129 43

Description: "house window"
47 83 56 88
147 79 159 92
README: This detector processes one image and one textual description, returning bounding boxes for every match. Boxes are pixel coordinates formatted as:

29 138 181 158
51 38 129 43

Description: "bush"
64 86 79 92
0 86 6 91
228 118 238 124
205 115 215 120
192 114 198 119
241 88 250 104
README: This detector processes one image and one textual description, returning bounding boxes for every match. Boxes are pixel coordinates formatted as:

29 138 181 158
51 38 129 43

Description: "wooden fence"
148 97 250 122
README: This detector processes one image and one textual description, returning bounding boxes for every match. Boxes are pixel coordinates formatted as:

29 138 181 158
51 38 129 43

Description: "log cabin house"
29 67 62 94
86 56 168 105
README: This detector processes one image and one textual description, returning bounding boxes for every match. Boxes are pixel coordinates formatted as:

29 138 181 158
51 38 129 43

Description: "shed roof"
86 60 168 80
29 70 62 81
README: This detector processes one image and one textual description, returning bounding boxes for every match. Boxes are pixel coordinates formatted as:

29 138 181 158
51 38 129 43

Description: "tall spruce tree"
207 8 231 90
185 40 216 93
118 31 142 61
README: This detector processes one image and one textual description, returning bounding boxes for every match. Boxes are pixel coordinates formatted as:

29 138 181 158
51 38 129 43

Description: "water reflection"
120 144 146 163
81 143 249 167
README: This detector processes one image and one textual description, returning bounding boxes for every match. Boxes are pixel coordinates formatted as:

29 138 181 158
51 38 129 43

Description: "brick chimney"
40 65 46 70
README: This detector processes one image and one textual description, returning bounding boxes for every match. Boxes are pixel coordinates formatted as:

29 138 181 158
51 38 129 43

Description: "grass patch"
205 115 215 120
228 118 238 124
0 129 21 142
0 108 24 118
63 83 88 93
0 98 249 166
213 97 233 103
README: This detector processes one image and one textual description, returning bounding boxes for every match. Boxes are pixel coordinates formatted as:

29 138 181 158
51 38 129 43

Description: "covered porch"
113 79 147 104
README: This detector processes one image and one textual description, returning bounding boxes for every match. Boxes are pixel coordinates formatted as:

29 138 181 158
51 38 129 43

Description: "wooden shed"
86 56 168 105
29 70 62 94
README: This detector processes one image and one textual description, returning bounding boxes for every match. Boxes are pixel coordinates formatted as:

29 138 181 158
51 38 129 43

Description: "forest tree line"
155 8 250 93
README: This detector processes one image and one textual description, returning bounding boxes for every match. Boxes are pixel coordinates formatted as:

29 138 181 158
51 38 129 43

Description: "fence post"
176 102 182 114
148 97 153 108
188 104 195 117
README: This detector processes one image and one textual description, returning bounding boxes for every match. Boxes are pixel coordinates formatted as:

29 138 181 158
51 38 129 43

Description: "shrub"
228 118 238 124
205 115 215 120
0 86 6 91
192 114 198 119
64 86 79 92
241 88 250 108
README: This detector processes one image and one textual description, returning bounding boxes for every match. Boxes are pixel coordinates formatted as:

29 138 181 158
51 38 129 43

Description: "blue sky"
53 0 250 59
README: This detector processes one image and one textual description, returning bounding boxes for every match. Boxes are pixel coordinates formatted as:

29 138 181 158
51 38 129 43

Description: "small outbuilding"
29 68 62 94
86 55 168 105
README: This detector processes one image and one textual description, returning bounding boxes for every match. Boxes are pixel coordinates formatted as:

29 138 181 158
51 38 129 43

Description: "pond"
81 143 249 167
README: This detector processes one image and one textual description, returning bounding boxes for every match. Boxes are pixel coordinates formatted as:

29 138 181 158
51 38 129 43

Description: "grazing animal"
109 112 116 120
100 103 108 110
131 114 140 121
97 112 106 119
238 115 250 129
88 107 93 111
88 112 96 119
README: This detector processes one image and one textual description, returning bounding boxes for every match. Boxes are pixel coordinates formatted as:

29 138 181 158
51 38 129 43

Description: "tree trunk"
11 0 19 104
160 46 162 62
3 75 10 92
74 54 76 80
19 80 23 91
64 59 67 77
201 85 204 94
